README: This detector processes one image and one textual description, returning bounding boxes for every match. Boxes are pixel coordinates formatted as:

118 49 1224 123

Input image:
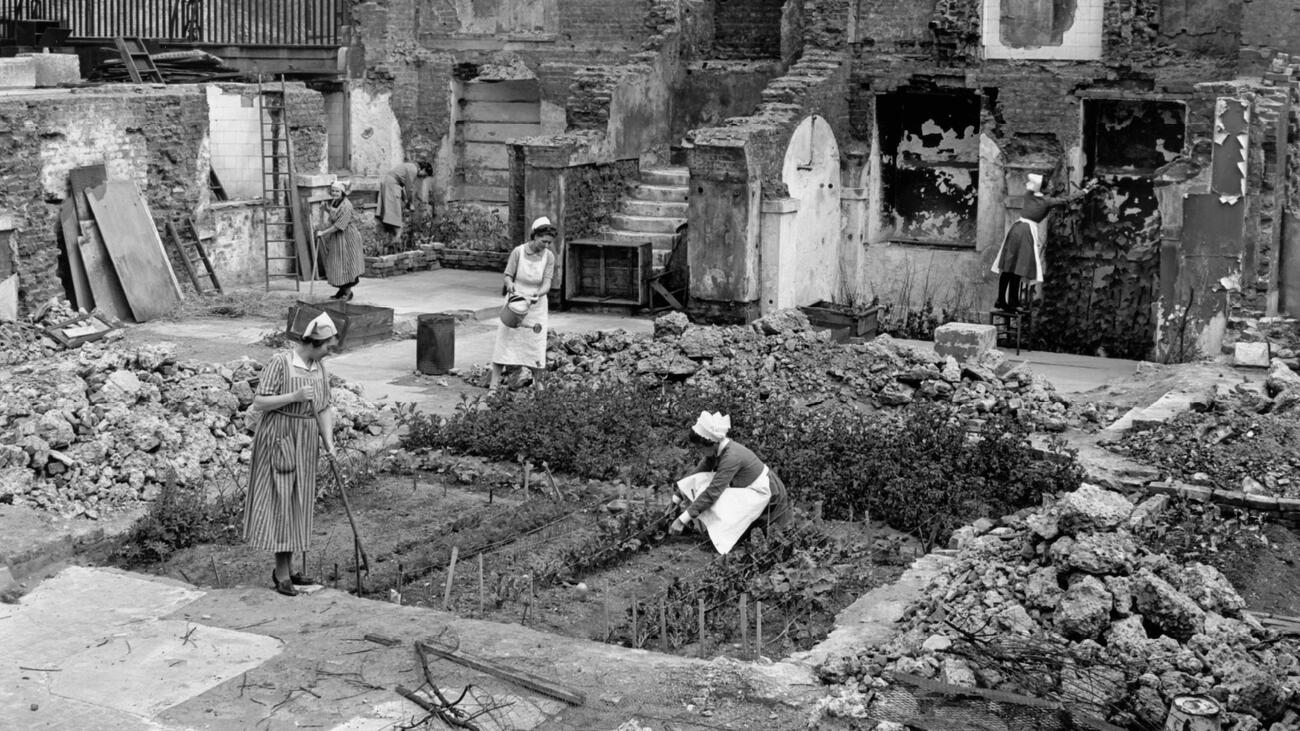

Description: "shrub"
114 478 243 567
404 383 1082 546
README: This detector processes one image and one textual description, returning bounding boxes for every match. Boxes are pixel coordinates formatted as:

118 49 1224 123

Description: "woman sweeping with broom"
244 312 338 596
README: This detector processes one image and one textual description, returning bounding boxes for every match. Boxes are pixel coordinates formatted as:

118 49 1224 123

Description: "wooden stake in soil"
659 597 668 651
333 562 339 589
442 547 459 610
604 596 612 642
397 563 404 605
209 553 221 588
739 594 749 658
756 600 763 658
478 554 485 616
631 599 639 648
698 596 706 658
354 540 363 595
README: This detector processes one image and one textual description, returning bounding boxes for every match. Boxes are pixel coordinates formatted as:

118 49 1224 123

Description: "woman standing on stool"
489 216 556 390
244 312 338 597
316 180 364 301
991 173 1095 312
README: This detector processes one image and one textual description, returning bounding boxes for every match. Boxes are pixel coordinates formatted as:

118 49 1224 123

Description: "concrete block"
933 322 997 363
296 173 336 188
1234 341 1271 367
18 52 80 87
0 57 36 89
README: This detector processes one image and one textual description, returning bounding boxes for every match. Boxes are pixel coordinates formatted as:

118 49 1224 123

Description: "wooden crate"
564 239 651 306
287 300 394 351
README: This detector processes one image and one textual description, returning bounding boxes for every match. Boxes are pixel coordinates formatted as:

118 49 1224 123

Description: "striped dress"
320 197 365 287
243 351 331 552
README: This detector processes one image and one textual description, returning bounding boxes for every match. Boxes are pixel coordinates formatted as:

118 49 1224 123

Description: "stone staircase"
598 165 689 269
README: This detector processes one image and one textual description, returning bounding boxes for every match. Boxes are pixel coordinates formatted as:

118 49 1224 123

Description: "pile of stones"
0 341 390 518
0 298 84 366
813 484 1299 730
542 311 1118 431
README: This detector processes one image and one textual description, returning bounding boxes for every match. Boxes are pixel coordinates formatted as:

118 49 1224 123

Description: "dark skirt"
997 221 1038 280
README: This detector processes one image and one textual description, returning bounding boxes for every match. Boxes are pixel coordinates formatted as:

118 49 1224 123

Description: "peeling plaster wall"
982 0 1104 61
349 83 405 178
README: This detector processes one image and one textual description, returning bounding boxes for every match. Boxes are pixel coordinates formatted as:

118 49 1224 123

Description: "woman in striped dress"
316 180 365 301
243 312 338 597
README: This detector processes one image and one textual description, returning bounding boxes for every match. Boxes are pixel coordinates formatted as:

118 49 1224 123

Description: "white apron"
676 467 772 555
491 247 550 368
989 216 1045 283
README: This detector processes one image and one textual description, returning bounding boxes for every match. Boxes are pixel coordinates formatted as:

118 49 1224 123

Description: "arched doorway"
779 114 842 307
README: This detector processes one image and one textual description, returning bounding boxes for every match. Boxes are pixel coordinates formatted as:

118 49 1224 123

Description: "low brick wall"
437 248 510 271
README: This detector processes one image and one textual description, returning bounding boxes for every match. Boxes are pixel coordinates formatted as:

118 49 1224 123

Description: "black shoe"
272 571 299 597
328 290 346 300
289 573 316 586
993 301 1010 312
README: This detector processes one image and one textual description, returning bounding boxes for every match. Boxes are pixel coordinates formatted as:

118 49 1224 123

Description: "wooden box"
565 239 652 306
287 300 394 351
799 302 879 338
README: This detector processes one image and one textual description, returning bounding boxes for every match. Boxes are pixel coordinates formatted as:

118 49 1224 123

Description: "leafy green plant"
113 478 243 567
403 382 1082 548
429 202 509 252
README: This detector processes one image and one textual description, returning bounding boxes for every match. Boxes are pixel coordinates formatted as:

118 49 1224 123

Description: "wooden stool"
989 308 1029 355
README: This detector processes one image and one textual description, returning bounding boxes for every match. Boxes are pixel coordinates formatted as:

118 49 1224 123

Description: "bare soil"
142 468 916 661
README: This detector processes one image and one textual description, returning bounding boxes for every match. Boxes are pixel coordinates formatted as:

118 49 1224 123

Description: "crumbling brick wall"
711 0 784 59
1241 0 1300 65
0 88 208 313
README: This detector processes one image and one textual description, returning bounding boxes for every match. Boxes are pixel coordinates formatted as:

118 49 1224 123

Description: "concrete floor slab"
51 619 281 717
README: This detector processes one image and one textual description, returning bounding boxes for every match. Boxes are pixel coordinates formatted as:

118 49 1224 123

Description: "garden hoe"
315 410 371 593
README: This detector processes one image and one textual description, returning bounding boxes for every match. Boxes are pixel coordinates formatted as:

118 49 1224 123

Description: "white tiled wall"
206 86 263 200
982 0 1103 61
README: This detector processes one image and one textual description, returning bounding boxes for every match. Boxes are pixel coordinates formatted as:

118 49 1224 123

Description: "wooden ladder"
257 75 310 290
164 218 223 295
113 36 164 83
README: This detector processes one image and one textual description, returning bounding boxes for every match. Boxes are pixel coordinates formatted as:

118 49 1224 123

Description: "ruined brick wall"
288 86 329 174
859 0 940 50
0 88 209 312
559 0 654 46
1241 0 1300 62
711 0 785 59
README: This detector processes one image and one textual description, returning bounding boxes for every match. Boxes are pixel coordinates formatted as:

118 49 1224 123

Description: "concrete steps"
610 212 682 234
579 165 690 270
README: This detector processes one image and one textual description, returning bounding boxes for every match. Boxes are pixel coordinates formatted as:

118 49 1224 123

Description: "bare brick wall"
859 0 939 49
0 88 208 312
558 0 652 48
1241 0 1300 58
712 0 785 59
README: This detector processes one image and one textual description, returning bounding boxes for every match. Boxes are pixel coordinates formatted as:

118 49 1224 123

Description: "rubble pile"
0 341 390 518
814 484 1299 730
1108 370 1300 496
0 298 84 366
543 311 1116 431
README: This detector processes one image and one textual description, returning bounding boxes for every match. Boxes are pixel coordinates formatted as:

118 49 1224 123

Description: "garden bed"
133 465 915 661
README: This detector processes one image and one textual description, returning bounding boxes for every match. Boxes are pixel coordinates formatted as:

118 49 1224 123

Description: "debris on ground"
0 340 391 518
487 311 1122 432
0 298 89 366
810 483 1300 730
1106 383 1300 495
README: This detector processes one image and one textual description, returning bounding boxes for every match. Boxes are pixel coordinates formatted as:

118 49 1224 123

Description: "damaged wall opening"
877 91 981 247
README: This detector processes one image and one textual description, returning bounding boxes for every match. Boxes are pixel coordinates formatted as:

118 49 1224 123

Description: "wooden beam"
417 640 585 706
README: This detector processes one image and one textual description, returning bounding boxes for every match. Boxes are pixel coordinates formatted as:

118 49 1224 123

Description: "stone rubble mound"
0 341 390 519
543 311 1113 430
0 298 83 366
814 484 1300 730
